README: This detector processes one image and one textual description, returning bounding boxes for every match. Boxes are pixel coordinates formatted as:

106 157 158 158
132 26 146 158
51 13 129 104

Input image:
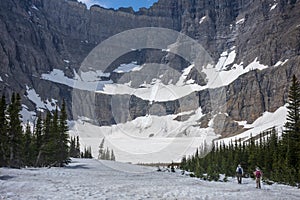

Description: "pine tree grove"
0 94 73 168
181 75 300 186
97 138 116 161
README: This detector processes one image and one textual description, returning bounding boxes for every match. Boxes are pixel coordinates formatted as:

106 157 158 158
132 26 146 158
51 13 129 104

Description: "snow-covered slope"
68 105 287 163
69 108 218 163
221 105 288 144
1 158 299 200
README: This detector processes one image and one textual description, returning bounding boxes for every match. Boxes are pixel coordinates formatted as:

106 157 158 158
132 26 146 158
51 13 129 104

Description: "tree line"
98 138 116 161
0 93 70 168
69 136 93 159
181 75 300 186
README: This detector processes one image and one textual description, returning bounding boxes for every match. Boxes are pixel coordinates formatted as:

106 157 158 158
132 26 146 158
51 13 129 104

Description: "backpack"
238 167 242 174
255 170 261 178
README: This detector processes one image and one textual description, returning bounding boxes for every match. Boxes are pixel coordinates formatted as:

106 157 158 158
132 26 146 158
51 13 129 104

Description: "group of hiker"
236 164 262 189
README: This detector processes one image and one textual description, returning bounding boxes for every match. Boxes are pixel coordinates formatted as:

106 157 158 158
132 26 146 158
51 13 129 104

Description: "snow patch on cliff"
26 86 59 112
221 105 287 144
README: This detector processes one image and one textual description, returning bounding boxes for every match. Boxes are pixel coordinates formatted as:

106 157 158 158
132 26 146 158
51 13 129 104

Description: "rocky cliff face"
0 0 299 137
0 0 173 113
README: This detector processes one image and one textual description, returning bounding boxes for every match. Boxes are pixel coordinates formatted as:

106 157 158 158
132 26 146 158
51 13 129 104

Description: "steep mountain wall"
0 0 175 114
0 0 299 137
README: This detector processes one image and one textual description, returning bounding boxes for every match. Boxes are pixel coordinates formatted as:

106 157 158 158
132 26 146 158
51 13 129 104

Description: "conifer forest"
181 75 300 186
0 94 70 168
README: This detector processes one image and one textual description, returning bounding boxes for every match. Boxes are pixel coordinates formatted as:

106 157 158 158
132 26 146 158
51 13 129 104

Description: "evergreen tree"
69 136 80 158
45 108 60 166
98 138 105 159
36 111 52 167
194 158 201 178
283 75 300 171
69 136 76 157
83 146 92 158
105 148 110 160
247 134 257 176
34 114 43 163
57 100 70 166
0 95 8 167
267 128 278 178
180 156 187 170
110 150 116 161
88 146 92 158
83 147 87 158
23 122 34 166
7 93 23 168
75 136 81 158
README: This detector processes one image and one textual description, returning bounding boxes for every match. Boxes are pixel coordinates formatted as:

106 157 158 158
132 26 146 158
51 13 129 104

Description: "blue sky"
79 0 158 11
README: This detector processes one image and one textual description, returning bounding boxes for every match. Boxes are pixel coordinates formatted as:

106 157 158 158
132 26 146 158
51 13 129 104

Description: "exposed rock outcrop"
0 0 299 137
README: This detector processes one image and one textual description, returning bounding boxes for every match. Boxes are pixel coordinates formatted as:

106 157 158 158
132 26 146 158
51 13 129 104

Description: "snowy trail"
1 159 299 200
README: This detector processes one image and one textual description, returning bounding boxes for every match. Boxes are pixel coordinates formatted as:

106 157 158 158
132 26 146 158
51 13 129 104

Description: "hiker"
236 164 244 184
157 166 162 172
253 167 262 189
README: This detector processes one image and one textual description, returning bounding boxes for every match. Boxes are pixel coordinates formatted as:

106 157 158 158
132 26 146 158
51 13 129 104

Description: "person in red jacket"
253 167 262 189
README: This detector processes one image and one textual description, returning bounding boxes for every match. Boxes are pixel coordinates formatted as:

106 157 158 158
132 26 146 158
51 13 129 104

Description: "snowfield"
1 159 299 200
68 105 288 164
68 110 218 164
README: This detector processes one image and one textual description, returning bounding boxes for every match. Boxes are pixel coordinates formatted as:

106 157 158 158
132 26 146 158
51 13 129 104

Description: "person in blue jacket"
236 164 244 184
